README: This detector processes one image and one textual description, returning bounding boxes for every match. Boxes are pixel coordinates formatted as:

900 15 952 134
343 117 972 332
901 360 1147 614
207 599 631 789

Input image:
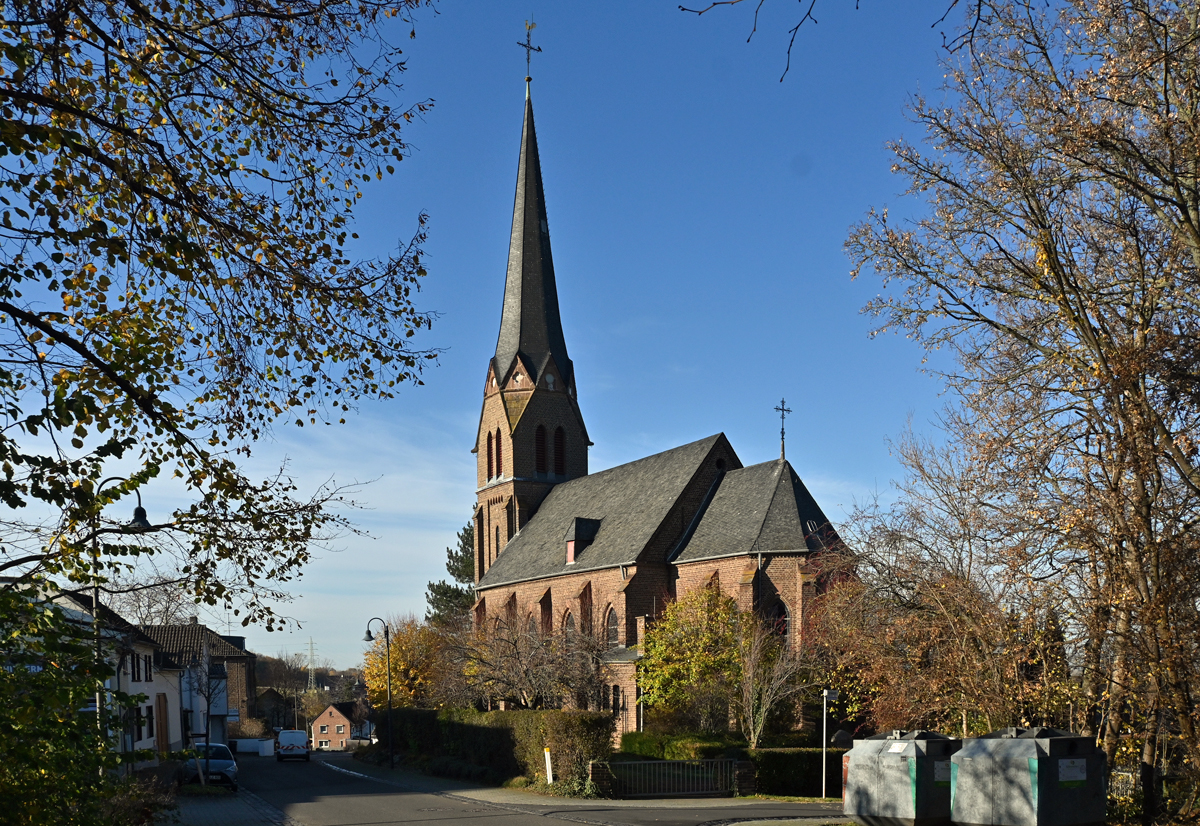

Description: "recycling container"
950 727 1105 826
845 729 962 826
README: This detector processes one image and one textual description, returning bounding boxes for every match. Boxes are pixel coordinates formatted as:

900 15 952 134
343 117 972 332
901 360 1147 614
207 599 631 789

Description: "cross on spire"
518 18 542 93
774 398 792 461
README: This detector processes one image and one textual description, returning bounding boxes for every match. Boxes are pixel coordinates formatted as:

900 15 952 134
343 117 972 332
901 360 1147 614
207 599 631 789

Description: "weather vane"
518 17 541 89
774 397 792 460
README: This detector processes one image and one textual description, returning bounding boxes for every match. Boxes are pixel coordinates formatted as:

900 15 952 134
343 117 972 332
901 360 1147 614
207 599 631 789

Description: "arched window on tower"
495 428 503 477
605 608 619 648
494 525 500 561
487 432 494 479
535 425 547 474
554 427 566 476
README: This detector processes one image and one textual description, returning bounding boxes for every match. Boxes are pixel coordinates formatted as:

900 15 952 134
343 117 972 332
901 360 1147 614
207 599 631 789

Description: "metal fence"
608 758 736 798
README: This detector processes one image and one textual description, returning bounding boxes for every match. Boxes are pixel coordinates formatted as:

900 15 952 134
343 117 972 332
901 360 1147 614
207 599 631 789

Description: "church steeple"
473 89 589 585
493 94 574 390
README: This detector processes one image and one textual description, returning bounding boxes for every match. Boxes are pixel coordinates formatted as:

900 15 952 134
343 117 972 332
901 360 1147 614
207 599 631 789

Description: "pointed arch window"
495 428 503 478
487 432 494 479
767 600 790 644
564 612 575 634
535 425 547 474
554 427 565 476
605 608 619 648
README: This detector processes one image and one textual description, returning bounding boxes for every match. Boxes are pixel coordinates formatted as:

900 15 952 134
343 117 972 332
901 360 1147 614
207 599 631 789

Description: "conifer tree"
425 522 474 628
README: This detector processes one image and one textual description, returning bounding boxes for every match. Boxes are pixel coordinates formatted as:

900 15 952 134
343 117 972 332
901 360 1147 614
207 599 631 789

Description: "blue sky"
184 1 958 667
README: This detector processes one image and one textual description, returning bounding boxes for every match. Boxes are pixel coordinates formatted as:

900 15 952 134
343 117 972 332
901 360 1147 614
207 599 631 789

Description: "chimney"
188 616 198 625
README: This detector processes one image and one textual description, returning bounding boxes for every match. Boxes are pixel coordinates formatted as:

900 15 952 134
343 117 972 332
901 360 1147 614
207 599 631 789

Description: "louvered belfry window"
554 427 565 475
487 432 494 479
495 428 503 477
535 425 547 473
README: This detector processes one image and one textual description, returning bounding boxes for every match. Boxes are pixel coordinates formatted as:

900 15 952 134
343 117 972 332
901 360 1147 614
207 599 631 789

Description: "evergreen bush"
748 747 848 797
371 708 613 791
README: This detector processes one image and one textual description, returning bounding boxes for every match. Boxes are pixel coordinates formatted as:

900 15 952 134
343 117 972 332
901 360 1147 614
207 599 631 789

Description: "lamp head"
363 629 374 643
131 506 151 529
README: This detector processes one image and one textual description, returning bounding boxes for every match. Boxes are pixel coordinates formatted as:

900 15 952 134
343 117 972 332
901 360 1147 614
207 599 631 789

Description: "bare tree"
104 572 196 626
453 619 605 710
679 0 987 80
843 5 1200 802
737 616 821 749
259 653 309 730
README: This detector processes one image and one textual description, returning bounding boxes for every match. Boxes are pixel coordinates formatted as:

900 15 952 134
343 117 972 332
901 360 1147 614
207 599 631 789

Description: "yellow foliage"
361 616 443 709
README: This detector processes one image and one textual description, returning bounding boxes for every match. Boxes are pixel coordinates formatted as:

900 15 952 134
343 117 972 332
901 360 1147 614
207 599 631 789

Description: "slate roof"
477 434 734 589
673 459 840 563
329 701 359 719
139 623 250 661
493 92 574 389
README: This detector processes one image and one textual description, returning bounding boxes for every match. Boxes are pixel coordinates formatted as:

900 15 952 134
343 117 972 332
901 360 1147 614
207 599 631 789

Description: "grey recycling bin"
845 729 962 826
950 727 1105 826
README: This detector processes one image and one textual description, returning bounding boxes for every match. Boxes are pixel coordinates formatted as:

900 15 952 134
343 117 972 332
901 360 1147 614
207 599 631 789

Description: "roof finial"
774 398 792 461
518 17 541 97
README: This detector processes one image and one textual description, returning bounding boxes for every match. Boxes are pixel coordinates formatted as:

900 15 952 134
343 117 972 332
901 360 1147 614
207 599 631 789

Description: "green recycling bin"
950 727 1105 826
845 730 962 826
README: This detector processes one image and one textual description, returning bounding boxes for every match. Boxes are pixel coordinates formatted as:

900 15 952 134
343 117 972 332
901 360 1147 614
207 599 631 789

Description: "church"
471 83 844 739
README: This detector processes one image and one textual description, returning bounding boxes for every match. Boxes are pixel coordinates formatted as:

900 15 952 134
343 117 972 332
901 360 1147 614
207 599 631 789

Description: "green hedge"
620 731 747 760
749 747 848 797
374 708 614 788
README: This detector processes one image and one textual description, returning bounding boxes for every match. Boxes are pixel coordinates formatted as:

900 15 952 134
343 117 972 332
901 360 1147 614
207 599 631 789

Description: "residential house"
53 591 185 766
311 702 369 750
139 620 256 745
257 687 293 730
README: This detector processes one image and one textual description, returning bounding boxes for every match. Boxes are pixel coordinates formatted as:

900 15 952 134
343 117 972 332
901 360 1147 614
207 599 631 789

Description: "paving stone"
167 789 301 826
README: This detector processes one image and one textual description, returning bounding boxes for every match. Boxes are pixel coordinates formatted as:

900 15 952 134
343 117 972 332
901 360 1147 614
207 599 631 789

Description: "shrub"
619 731 746 760
369 707 613 792
620 731 665 759
662 736 744 760
749 747 848 797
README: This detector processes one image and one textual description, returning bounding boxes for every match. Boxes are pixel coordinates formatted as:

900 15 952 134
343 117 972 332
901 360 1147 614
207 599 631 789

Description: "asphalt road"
237 753 846 826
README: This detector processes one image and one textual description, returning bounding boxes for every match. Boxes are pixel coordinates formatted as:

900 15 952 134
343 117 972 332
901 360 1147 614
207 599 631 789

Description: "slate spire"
494 92 574 388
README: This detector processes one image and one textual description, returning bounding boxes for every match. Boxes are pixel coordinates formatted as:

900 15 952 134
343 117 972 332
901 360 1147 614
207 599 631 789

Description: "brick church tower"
473 89 590 584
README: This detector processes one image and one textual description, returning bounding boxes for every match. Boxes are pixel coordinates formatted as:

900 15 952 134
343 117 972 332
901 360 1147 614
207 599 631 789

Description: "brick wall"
474 358 589 583
222 655 257 722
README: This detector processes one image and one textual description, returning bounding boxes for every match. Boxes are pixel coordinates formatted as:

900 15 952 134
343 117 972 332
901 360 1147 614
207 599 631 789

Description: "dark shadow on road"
236 752 845 826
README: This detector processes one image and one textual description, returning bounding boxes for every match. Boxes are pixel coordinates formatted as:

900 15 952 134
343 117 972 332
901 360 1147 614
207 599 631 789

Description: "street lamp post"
822 688 840 799
363 618 393 771
90 478 152 742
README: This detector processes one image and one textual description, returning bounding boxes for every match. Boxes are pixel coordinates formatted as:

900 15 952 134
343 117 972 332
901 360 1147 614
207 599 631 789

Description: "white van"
275 729 310 762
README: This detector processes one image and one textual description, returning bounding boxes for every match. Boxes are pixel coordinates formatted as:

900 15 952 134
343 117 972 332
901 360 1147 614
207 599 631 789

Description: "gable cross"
774 398 792 461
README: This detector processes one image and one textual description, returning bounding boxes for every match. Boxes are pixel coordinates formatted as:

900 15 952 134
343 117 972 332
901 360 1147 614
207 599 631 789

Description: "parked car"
276 729 311 762
183 743 239 791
